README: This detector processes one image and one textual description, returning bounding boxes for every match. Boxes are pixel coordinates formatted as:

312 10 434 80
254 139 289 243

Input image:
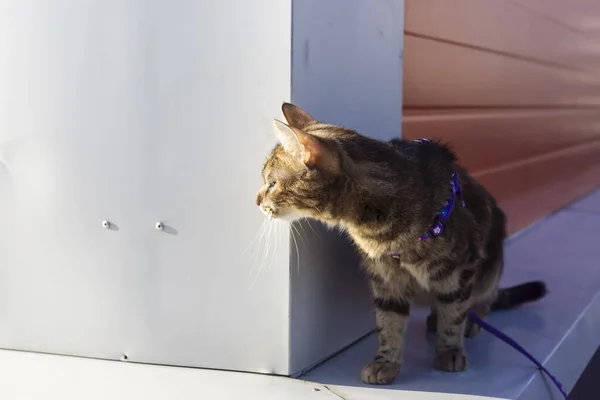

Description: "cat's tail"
491 281 547 311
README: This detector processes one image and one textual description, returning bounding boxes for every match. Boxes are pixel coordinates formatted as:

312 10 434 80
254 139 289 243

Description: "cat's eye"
268 182 276 190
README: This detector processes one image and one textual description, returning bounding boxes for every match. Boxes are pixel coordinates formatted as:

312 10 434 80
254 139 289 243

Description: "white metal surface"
0 0 405 375
0 0 292 373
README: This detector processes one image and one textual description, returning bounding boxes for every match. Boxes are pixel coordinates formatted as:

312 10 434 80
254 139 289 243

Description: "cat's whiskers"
263 220 285 283
302 218 320 238
252 219 290 287
270 220 283 274
290 222 302 274
261 221 274 273
248 220 268 281
250 218 310 286
250 219 273 288
290 222 307 247
244 219 267 255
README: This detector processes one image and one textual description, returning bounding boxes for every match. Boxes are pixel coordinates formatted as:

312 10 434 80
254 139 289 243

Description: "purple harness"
419 172 466 241
390 139 465 260
390 173 464 260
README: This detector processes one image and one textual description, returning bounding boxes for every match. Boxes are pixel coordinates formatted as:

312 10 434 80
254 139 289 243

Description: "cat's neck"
327 150 440 249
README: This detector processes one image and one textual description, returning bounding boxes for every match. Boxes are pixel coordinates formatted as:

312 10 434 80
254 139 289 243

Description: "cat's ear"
281 103 316 130
273 119 303 157
273 119 334 170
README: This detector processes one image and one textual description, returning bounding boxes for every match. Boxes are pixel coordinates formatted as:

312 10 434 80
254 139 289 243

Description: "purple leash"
469 313 568 399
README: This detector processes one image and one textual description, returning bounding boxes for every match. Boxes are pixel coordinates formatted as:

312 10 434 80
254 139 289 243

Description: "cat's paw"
361 361 400 384
434 348 467 372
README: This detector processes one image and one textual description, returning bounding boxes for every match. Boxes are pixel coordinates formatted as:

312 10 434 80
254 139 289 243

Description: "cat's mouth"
260 204 305 223
260 205 275 220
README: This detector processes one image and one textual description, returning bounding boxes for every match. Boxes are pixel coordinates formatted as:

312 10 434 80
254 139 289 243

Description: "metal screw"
120 354 128 361
155 222 164 231
102 220 111 229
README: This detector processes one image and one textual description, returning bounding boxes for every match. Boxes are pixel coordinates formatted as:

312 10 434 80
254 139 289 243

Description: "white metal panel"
0 0 292 373
289 0 405 374
0 0 406 376
124 0 293 374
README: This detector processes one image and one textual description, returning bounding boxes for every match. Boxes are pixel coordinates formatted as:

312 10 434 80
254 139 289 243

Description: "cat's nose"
256 192 264 206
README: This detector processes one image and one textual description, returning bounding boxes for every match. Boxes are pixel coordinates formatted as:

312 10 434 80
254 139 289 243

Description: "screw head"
120 354 128 361
102 220 110 229
155 222 164 231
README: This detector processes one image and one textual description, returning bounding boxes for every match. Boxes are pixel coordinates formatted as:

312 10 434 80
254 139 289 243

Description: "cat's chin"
277 211 307 223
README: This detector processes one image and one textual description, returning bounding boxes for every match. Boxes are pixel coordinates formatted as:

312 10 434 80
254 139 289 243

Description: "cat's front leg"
361 280 410 385
433 283 473 372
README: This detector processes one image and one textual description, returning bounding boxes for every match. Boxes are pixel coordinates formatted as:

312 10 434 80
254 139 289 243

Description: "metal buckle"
429 220 445 237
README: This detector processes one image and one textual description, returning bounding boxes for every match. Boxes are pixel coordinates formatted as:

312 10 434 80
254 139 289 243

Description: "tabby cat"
255 103 546 384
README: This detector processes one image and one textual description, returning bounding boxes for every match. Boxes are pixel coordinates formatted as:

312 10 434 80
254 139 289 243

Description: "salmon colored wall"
403 0 600 234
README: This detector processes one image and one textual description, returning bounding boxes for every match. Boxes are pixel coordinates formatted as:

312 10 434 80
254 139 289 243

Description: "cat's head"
255 103 346 223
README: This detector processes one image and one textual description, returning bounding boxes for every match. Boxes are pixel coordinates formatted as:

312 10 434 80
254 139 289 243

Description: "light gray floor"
304 189 600 399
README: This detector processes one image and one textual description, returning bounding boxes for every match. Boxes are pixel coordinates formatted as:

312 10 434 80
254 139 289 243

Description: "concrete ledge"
304 190 600 399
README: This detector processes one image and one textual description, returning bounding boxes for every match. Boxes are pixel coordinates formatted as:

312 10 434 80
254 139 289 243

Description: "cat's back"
389 138 457 165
